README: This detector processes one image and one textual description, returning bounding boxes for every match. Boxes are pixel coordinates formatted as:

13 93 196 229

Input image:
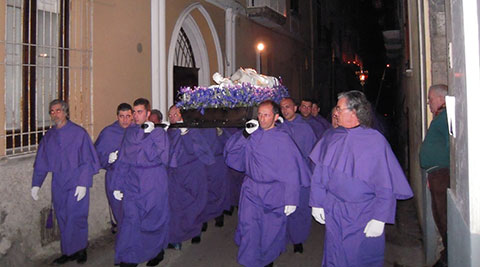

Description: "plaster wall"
92 0 152 138
447 191 470 266
0 156 110 264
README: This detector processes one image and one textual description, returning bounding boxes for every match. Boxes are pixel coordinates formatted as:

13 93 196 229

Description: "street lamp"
355 67 368 90
256 42 265 73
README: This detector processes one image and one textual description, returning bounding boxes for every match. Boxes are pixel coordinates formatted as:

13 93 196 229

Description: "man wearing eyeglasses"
31 99 100 265
309 91 413 266
419 84 450 267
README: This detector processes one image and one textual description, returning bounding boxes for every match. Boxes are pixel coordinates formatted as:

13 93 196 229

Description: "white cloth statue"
213 68 279 88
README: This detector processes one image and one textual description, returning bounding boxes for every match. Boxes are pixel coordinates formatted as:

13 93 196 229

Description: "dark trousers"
428 168 450 252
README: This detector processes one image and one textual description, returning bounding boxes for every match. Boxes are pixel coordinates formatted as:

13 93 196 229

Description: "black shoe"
146 249 164 266
293 243 303 253
75 249 87 264
191 235 201 244
264 262 273 267
223 206 234 216
215 215 224 227
52 254 72 265
111 223 117 234
119 263 138 267
201 222 208 232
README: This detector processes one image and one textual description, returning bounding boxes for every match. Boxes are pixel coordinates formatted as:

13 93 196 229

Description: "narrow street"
34 199 424 267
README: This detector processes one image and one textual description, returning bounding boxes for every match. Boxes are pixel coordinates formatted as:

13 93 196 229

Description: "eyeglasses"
49 109 63 114
334 106 350 113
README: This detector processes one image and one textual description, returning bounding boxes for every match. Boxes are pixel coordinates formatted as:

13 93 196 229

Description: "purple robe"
200 128 230 222
32 120 100 256
279 115 316 245
94 121 131 225
224 127 310 266
167 128 214 243
111 126 170 264
223 128 244 207
309 127 413 266
304 115 328 139
313 114 332 130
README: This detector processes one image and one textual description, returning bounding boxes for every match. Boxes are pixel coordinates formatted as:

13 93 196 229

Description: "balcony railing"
246 0 287 28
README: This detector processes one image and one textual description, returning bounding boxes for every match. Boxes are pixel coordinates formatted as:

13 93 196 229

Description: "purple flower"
176 81 289 110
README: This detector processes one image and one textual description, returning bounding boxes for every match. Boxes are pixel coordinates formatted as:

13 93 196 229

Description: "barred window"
3 0 92 156
174 28 196 68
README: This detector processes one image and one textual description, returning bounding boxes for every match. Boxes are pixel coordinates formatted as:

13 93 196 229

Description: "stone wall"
429 0 448 85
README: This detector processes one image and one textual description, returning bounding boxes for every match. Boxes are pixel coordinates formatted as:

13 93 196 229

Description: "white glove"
31 186 40 201
74 186 87 201
312 207 325 224
180 127 189 135
113 190 123 201
143 121 154 133
108 150 118 164
276 116 284 124
284 205 297 216
364 219 385 237
245 119 259 134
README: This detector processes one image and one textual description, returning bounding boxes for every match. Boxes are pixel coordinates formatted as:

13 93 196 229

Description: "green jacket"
419 109 450 170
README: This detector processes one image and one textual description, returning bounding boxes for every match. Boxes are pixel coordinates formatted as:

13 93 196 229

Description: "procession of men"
31 90 413 267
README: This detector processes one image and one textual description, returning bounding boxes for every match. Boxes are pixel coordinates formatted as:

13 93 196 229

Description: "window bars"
3 0 92 156
174 27 196 68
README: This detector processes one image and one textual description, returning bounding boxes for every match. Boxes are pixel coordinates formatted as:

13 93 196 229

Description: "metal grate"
3 0 92 156
174 27 196 68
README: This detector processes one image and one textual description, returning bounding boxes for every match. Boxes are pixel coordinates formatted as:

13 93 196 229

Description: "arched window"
173 28 199 102
174 28 196 68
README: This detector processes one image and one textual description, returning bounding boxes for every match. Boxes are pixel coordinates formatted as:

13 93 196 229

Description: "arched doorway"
167 3 223 108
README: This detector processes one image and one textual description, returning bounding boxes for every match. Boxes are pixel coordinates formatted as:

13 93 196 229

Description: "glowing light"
386 64 390 68
256 43 265 52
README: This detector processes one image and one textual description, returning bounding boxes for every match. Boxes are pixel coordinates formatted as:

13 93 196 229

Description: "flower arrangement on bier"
176 68 289 114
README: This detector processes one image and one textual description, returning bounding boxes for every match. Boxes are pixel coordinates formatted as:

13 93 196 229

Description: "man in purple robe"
309 91 413 266
31 99 100 265
166 105 213 248
279 97 316 254
224 100 310 267
311 101 331 129
111 98 169 267
200 127 231 228
94 103 133 231
299 99 330 139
